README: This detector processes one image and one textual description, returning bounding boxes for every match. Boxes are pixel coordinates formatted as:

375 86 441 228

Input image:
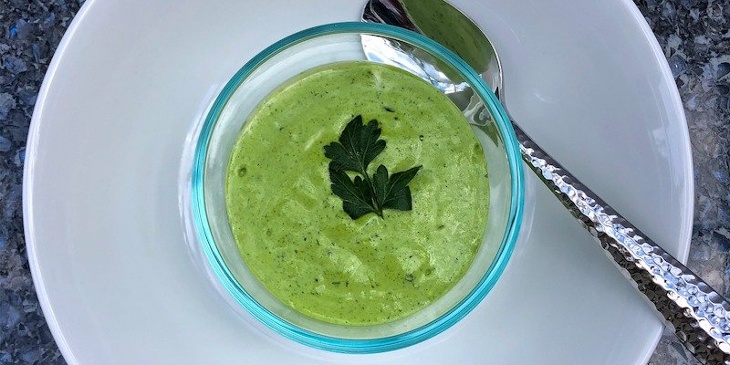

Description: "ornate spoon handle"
513 123 730 364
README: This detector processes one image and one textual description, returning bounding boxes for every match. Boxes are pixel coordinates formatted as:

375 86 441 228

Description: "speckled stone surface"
1 1 84 363
639 0 730 364
0 0 727 364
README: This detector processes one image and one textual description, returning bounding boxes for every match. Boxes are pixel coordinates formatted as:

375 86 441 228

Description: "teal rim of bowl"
191 22 524 354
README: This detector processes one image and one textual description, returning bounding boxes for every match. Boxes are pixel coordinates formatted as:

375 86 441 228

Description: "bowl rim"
191 21 524 353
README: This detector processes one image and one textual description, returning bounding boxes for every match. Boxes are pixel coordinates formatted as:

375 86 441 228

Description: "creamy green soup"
226 61 488 325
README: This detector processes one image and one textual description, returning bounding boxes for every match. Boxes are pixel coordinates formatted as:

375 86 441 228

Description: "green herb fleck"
324 115 421 220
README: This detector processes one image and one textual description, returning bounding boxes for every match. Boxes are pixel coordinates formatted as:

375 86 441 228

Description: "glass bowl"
189 22 523 353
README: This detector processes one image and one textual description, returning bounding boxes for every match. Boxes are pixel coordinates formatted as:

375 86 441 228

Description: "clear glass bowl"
189 22 523 353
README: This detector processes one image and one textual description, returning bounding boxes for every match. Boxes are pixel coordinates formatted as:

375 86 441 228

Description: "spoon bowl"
363 0 503 99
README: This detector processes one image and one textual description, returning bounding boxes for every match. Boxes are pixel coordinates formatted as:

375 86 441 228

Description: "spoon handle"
513 123 730 364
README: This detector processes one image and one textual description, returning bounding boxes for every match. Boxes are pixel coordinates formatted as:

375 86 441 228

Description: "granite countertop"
0 0 728 364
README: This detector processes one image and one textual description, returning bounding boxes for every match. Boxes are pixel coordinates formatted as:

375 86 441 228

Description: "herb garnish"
324 115 421 220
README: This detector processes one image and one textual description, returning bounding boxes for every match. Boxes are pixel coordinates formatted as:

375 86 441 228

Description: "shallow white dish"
23 0 692 364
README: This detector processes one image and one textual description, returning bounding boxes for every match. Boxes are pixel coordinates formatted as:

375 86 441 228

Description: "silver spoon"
363 1 730 363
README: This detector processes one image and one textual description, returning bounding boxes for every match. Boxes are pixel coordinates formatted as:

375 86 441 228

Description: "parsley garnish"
324 115 421 220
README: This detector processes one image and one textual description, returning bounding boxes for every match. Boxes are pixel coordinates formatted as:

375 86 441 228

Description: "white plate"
24 0 693 364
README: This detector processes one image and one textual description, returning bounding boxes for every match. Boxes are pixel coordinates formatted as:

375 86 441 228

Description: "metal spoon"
363 1 730 363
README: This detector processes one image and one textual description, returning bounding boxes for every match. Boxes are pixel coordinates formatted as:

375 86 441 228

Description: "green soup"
225 61 489 325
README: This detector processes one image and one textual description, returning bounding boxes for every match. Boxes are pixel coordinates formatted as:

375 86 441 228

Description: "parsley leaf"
324 115 421 220
373 164 422 211
328 166 379 219
324 115 386 176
